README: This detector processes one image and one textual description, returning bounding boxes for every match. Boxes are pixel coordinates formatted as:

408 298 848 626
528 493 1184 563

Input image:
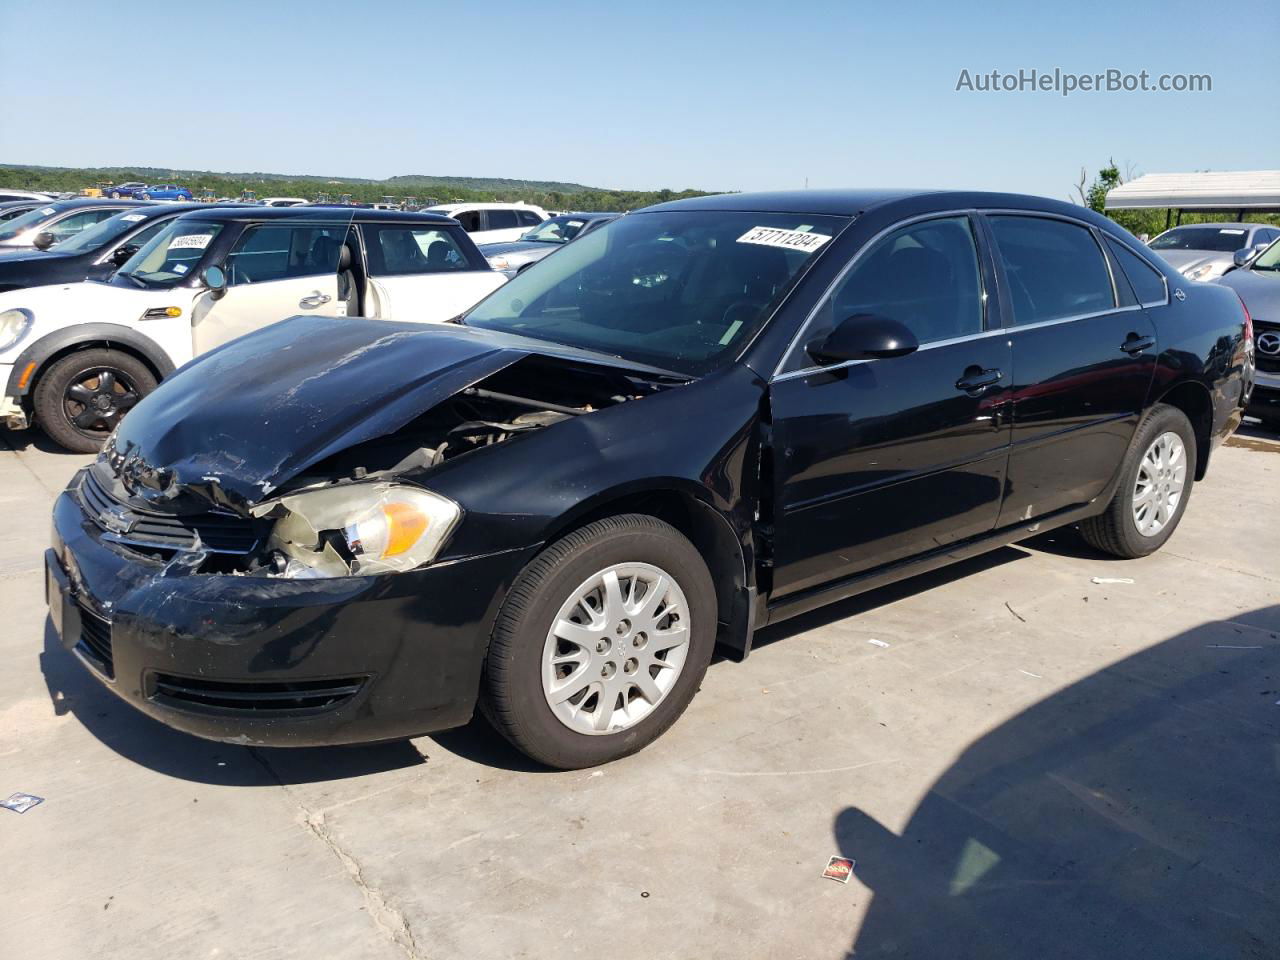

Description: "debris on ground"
1004 602 1027 623
867 638 890 648
1018 669 1043 678
2 793 44 814
822 856 856 883
1090 577 1135 585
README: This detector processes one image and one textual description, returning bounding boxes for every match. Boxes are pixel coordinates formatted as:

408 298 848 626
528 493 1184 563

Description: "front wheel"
482 514 717 769
33 349 156 453
1079 403 1197 558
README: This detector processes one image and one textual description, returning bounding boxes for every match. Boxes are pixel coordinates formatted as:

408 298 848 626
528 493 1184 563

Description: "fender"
5 323 177 397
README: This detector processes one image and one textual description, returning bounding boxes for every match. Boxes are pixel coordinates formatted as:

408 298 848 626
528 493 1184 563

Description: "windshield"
0 204 59 241
1149 226 1253 252
51 210 150 254
521 216 594 244
464 209 849 375
116 220 225 287
1250 238 1280 272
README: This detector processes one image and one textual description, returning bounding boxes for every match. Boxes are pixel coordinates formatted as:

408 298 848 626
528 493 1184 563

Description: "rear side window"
452 210 481 232
225 224 348 285
988 216 1115 324
826 215 985 345
485 209 519 229
1106 237 1167 305
364 226 478 275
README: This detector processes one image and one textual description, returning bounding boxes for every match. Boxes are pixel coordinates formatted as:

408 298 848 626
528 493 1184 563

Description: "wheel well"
1155 381 1212 480
26 340 165 406
548 490 749 653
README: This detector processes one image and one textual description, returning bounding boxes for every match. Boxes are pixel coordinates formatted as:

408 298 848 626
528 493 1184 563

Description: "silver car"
1215 238 1280 428
1148 222 1280 282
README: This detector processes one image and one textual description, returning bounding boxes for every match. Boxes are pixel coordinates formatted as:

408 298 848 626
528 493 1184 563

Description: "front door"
983 214 1158 526
770 214 1013 600
192 222 346 354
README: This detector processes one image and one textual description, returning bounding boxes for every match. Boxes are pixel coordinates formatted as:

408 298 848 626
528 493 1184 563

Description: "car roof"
550 211 618 220
43 197 151 211
427 202 540 211
171 205 458 224
643 188 1109 220
1159 222 1274 231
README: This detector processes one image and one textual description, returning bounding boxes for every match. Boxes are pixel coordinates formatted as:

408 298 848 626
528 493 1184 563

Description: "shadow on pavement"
0 425 80 455
39 620 427 786
834 604 1280 960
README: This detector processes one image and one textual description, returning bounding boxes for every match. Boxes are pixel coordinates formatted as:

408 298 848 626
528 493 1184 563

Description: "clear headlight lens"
253 481 461 578
0 308 34 353
1183 262 1218 281
486 255 511 271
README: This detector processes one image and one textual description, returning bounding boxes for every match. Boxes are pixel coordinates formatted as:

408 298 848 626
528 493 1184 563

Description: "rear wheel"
33 349 155 453
1079 404 1197 558
482 514 717 769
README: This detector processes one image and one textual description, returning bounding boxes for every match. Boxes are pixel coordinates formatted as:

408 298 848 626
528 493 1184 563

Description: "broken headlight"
253 482 461 578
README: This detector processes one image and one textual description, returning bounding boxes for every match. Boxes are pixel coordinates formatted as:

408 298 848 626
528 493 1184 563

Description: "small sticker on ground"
737 226 831 254
823 856 856 883
2 793 44 814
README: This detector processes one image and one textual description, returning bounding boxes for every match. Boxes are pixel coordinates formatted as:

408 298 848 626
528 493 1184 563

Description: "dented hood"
109 315 537 507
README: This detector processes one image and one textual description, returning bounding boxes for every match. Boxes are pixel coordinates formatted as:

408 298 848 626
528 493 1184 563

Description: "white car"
424 202 548 244
0 207 507 451
261 197 309 207
0 189 54 203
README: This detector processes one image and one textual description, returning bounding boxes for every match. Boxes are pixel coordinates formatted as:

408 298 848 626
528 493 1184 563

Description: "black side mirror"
32 231 56 251
201 264 227 300
111 244 139 266
807 314 919 365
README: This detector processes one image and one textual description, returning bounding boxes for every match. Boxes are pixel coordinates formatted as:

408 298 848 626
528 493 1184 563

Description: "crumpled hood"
108 315 537 507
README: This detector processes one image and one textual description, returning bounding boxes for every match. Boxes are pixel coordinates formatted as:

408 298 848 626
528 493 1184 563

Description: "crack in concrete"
247 747 425 960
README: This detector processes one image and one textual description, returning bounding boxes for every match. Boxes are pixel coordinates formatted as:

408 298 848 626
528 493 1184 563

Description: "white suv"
424 202 548 244
0 207 507 451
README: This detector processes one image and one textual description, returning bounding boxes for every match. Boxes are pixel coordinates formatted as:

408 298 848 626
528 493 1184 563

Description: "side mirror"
201 264 227 299
1233 248 1255 268
111 243 139 266
807 314 919 365
32 231 56 250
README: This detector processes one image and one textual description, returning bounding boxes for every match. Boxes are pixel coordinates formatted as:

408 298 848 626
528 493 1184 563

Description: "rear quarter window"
1106 237 1167 305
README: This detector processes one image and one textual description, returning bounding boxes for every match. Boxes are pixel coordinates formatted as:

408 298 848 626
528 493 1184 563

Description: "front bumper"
49 480 529 746
0 362 27 429
1248 371 1280 419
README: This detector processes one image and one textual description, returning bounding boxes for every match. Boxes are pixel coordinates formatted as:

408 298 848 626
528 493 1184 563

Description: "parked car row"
105 182 194 201
36 187 1253 770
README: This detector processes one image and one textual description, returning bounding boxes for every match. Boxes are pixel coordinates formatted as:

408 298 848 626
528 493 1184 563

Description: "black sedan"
0 197 147 251
478 211 618 275
46 189 1251 769
0 200 43 223
0 203 219 292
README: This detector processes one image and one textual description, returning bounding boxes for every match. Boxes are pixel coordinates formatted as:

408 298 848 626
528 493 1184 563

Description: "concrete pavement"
1 425 1277 959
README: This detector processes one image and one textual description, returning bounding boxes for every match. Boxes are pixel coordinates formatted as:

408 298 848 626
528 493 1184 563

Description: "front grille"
150 674 367 714
81 469 264 556
1255 319 1280 374
77 605 114 679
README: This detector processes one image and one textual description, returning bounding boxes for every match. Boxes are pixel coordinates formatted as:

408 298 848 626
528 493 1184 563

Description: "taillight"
1238 293 1253 343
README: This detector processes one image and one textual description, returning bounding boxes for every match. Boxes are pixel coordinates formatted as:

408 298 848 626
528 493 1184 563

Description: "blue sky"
2 0 1275 200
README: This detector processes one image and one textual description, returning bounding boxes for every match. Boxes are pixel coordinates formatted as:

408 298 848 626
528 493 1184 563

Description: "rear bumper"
49 481 529 746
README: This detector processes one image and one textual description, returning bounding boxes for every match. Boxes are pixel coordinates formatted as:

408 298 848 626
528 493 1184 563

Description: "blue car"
140 183 193 201
107 181 148 199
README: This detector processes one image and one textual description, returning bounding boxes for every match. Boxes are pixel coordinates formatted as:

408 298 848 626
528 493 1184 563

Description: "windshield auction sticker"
737 226 831 253
170 234 213 250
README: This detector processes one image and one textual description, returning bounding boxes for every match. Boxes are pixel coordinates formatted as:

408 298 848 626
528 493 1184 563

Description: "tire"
1079 403 1197 559
140 193 150 200
109 191 120 199
482 514 717 769
33 349 156 453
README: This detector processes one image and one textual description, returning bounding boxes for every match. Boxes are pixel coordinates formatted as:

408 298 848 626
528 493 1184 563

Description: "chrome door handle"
299 292 331 308
955 367 1002 394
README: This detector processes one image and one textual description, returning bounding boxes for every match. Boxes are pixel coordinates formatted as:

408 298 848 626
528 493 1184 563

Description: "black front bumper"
49 480 530 747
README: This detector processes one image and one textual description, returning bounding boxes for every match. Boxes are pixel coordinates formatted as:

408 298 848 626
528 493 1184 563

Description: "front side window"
366 226 477 275
522 217 590 244
989 216 1115 324
820 215 985 346
45 209 117 244
225 224 348 285
453 210 481 232
485 209 519 230
464 209 848 375
1106 237 1167 305
0 204 61 241
50 210 150 254
116 220 226 287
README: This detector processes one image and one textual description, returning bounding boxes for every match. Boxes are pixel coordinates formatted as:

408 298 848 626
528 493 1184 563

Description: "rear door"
361 222 505 321
769 214 1013 599
984 213 1157 526
192 218 350 353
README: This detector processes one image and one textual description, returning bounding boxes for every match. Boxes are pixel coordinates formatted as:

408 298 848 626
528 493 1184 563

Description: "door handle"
955 367 1002 394
299 291 331 308
1120 333 1156 355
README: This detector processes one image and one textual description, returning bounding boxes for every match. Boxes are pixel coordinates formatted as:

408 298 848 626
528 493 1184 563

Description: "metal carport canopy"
1105 170 1280 211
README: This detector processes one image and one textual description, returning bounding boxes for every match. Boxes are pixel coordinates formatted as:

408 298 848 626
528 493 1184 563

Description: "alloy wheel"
541 562 691 735
1132 430 1186 537
62 367 141 439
